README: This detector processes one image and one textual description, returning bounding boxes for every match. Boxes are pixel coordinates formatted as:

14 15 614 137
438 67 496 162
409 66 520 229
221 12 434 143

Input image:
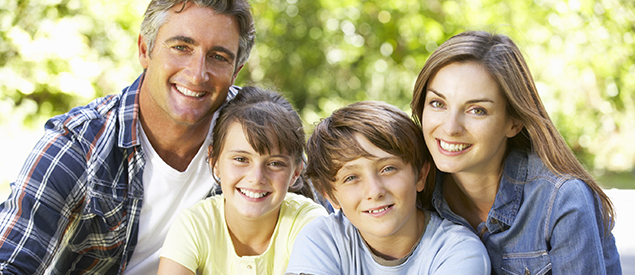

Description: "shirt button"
247 265 252 270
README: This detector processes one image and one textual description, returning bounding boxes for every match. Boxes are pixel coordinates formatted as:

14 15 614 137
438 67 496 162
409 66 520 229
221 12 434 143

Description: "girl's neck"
363 209 427 261
225 206 280 257
444 171 501 230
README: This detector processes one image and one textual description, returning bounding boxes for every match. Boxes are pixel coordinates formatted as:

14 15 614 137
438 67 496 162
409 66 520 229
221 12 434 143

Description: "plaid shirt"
0 74 238 274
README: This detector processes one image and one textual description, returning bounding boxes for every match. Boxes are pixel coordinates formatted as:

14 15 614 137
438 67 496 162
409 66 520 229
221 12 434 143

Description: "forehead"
222 122 285 156
158 4 240 52
429 61 502 101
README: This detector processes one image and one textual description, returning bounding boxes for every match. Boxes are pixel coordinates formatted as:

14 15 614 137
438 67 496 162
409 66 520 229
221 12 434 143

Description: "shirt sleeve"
285 216 342 275
0 117 90 274
428 218 491 275
547 179 620 274
161 207 205 274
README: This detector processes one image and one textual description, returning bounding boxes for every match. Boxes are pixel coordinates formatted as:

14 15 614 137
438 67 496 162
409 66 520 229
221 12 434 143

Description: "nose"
247 164 266 184
365 175 386 200
184 53 210 85
442 110 465 136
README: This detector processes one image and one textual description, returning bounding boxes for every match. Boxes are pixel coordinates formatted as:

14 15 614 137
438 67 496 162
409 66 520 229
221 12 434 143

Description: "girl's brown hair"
210 86 311 198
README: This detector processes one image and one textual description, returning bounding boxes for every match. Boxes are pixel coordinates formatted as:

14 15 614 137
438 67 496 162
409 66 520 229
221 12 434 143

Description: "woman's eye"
429 100 445 108
233 157 247 163
471 107 487 116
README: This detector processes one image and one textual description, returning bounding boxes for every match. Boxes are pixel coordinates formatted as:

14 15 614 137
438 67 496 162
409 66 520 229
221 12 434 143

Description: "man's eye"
213 54 228 62
174 45 187 51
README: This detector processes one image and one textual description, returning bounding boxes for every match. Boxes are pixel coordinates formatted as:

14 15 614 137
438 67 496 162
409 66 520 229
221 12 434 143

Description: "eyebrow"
165 35 237 62
427 88 495 104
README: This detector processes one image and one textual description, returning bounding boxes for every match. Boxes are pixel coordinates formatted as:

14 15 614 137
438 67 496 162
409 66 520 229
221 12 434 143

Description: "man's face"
138 2 242 127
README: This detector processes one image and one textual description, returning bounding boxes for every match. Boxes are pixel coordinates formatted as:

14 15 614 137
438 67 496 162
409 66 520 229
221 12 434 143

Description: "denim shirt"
432 149 622 275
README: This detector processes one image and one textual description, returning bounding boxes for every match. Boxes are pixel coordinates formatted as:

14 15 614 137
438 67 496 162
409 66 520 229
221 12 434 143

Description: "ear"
138 34 150 69
506 119 524 138
232 64 244 83
415 161 431 192
293 162 303 181
324 193 341 210
207 145 218 177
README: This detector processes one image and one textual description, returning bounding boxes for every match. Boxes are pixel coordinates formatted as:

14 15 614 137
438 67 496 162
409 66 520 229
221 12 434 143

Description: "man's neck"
140 115 210 172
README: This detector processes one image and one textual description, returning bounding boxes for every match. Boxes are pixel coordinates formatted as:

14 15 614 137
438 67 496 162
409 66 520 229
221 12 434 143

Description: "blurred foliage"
1 0 634 181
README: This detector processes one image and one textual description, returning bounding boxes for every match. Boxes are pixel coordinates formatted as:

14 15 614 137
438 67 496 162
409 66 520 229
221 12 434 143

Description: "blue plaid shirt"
0 74 238 274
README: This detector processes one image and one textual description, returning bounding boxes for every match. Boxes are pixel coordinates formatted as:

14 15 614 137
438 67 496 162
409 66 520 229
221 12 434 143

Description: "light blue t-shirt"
286 209 490 275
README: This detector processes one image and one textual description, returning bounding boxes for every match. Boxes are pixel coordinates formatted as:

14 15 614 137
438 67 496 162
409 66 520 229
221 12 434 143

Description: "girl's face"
213 122 301 221
421 61 522 177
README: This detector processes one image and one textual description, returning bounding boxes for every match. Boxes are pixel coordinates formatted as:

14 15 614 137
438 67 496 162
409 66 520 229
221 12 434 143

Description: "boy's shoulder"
424 211 483 244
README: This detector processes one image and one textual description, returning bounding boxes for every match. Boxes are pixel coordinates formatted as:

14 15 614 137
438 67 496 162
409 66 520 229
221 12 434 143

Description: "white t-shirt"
123 122 217 275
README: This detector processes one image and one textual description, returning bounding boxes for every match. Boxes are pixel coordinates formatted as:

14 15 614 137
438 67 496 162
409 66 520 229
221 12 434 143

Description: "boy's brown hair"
306 101 433 208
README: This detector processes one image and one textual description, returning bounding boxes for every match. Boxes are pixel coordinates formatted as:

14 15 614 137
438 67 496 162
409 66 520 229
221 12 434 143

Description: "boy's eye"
343 175 358 183
381 166 396 173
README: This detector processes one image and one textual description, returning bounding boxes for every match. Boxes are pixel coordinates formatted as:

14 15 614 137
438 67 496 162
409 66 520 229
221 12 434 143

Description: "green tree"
1 0 634 188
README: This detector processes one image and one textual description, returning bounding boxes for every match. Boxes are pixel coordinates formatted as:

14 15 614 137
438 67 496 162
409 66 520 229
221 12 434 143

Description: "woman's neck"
225 206 280 257
444 171 501 230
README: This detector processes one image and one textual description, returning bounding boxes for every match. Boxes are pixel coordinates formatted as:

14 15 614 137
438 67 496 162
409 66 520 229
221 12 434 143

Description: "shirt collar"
117 73 144 149
485 149 528 233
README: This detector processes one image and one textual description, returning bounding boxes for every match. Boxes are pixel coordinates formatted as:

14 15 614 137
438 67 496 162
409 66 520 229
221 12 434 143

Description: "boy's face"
327 133 428 243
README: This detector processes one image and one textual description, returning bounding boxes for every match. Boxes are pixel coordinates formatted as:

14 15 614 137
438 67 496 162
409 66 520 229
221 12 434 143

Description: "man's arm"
0 118 90 274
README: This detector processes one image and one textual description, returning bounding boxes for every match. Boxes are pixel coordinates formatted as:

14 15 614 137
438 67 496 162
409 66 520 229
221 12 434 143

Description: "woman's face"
421 61 521 176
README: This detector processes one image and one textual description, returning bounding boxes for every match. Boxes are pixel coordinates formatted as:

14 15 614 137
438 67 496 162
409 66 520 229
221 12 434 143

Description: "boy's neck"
225 204 280 257
362 209 427 261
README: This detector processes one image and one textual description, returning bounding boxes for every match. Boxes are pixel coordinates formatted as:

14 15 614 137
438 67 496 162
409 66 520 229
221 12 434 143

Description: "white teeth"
440 140 470 152
176 85 205 98
239 188 268 199
367 206 390 214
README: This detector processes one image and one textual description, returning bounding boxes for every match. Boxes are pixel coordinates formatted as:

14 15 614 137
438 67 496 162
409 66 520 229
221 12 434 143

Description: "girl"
158 86 327 275
411 31 621 274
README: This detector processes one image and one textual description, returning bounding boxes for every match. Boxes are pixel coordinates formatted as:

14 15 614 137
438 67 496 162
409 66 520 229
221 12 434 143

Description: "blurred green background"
1 0 634 198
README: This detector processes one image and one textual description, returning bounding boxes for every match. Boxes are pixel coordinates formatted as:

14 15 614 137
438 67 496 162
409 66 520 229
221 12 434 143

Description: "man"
0 0 254 274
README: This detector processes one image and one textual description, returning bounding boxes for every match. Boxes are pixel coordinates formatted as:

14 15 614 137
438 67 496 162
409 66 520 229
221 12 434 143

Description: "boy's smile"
328 134 427 244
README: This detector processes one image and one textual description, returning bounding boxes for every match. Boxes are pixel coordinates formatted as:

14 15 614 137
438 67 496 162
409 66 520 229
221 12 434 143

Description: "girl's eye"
429 100 445 109
233 157 247 163
269 161 287 167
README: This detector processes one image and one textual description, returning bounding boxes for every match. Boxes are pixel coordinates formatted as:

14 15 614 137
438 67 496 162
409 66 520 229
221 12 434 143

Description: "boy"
285 101 490 274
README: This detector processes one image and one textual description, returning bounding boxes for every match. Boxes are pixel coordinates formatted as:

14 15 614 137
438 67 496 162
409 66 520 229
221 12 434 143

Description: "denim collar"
432 149 529 234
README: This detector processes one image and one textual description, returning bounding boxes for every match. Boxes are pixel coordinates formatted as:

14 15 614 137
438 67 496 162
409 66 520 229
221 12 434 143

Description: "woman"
411 31 621 274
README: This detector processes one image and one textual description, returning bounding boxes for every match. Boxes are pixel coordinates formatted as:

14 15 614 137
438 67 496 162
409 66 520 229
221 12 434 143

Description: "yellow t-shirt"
160 193 327 275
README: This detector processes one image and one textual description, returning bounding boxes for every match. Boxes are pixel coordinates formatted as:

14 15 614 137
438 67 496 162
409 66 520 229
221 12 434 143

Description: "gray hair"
140 0 255 69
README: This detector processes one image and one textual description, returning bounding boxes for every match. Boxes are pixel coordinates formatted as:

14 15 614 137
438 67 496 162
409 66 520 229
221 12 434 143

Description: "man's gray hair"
140 0 255 69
